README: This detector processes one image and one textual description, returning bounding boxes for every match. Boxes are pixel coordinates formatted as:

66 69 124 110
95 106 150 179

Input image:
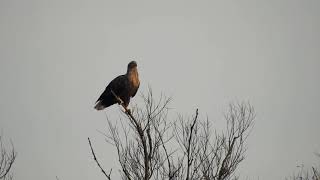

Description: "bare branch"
0 136 16 180
88 138 112 180
186 109 199 180
91 89 255 180
286 155 320 180
174 102 254 180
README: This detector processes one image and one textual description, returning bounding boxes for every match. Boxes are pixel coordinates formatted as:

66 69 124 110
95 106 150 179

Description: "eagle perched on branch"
94 61 140 110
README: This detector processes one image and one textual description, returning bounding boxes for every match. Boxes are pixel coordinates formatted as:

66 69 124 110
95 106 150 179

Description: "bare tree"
89 89 255 180
173 102 254 180
0 135 16 180
285 153 320 180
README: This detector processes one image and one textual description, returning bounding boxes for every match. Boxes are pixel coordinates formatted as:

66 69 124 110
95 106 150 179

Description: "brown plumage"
94 61 140 110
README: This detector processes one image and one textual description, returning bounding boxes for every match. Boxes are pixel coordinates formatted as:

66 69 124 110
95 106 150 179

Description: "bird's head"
127 61 137 70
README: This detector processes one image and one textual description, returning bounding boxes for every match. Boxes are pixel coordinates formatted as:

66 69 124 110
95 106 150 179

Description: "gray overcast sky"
0 0 319 179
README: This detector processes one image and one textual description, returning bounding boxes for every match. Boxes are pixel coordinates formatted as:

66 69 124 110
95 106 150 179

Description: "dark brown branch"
111 91 150 180
186 109 199 180
111 90 124 106
88 138 112 180
312 167 319 180
127 112 150 180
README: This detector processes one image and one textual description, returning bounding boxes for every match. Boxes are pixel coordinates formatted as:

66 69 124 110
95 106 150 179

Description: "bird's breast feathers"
127 69 140 94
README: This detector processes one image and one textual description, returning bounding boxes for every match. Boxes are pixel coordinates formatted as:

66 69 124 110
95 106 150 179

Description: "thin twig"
88 138 112 180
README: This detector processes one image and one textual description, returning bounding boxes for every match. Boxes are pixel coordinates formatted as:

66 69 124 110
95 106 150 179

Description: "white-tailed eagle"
94 61 140 110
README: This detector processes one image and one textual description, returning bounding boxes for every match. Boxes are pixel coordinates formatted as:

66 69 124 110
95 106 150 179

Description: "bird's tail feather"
94 101 105 111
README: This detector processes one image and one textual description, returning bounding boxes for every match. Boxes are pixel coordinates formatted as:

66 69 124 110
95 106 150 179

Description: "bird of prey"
94 61 140 111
